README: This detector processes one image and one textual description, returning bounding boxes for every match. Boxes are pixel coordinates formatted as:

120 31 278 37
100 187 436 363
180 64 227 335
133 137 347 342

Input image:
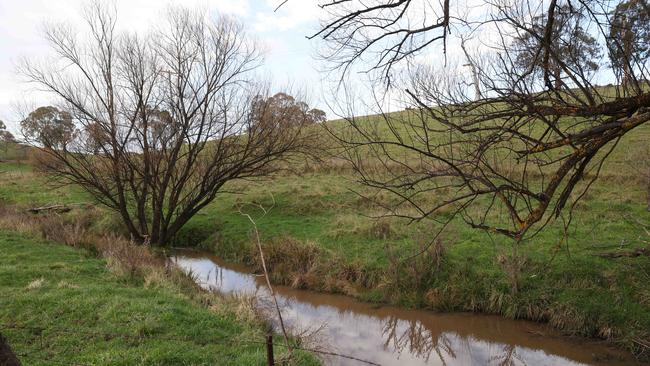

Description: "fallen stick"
27 204 72 214
597 248 649 258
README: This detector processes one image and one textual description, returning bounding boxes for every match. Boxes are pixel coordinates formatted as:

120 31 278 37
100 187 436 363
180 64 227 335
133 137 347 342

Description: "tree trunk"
553 66 562 89
461 38 482 100
621 17 642 95
117 207 143 243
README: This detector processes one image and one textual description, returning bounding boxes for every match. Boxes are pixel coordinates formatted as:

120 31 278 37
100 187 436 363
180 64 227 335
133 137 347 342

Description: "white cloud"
252 0 320 33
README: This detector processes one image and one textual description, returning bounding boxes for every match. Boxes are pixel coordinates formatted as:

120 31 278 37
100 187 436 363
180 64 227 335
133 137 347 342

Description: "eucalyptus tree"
20 106 74 149
252 92 327 127
0 120 15 156
511 3 601 89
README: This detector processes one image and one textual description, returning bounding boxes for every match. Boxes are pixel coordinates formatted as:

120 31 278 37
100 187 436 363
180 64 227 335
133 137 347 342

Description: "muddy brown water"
171 249 641 366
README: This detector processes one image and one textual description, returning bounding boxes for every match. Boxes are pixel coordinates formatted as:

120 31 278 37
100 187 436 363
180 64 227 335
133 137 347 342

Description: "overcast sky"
0 0 324 133
0 0 620 136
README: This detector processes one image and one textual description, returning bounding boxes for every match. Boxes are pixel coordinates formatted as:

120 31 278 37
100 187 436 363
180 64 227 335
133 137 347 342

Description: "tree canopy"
20 106 74 149
609 0 650 89
512 3 601 89
252 93 327 128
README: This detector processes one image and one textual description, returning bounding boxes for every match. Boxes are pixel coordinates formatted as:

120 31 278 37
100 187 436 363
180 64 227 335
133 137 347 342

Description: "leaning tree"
20 3 315 245
305 0 650 242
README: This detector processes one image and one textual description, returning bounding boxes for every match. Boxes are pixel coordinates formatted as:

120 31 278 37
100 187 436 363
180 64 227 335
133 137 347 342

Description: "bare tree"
314 0 650 241
460 36 482 100
310 0 451 86
19 3 315 245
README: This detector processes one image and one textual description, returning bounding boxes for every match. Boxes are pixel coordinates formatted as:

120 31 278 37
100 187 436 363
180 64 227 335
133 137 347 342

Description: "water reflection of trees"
381 317 527 366
382 317 455 364
489 345 526 366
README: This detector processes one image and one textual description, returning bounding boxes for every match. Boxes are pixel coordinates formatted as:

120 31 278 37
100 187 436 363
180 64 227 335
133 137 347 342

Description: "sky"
0 0 325 133
0 0 617 135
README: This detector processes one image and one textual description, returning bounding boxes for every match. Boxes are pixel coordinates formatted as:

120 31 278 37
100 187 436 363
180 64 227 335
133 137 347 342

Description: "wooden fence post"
266 332 274 366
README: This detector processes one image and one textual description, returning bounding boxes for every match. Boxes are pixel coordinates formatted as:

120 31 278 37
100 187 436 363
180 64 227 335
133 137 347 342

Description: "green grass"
0 230 318 365
0 164 88 205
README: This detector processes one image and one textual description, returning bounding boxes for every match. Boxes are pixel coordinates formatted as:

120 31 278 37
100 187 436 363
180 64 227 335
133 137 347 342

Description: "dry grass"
0 205 159 278
0 205 95 247
496 250 529 295
209 293 261 325
384 235 447 300
367 218 398 240
249 235 321 289
56 280 79 289
326 214 402 241
240 234 377 296
25 278 45 290
96 234 158 277
26 147 63 173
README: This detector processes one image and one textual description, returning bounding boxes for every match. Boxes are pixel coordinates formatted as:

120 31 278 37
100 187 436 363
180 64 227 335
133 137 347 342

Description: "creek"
172 249 639 366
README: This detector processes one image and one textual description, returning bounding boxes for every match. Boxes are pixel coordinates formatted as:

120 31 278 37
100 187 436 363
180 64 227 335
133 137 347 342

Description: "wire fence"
0 323 380 366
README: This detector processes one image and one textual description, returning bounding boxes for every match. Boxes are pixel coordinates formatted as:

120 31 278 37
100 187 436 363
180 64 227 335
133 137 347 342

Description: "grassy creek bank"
0 210 318 365
198 226 650 362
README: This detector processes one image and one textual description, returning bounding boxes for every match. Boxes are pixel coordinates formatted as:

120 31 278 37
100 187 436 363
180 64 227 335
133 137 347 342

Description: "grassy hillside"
0 141 29 163
0 113 649 358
